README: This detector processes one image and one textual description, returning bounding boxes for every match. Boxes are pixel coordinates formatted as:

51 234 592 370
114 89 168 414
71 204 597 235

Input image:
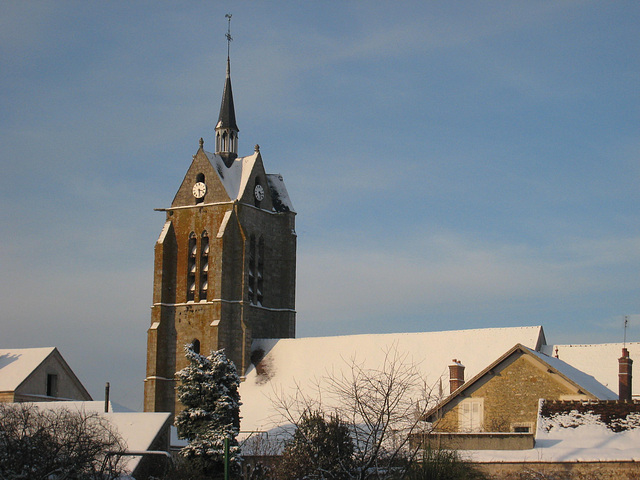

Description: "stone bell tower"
144 42 296 415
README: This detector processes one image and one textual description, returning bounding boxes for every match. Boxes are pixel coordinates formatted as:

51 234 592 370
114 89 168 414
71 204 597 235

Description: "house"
0 347 92 403
419 343 616 450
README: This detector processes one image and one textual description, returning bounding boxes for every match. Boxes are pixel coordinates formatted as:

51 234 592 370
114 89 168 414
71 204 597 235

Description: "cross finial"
225 14 233 59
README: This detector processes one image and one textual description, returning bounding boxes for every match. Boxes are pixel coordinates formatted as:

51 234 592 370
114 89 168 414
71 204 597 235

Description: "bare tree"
0 402 126 480
273 345 437 480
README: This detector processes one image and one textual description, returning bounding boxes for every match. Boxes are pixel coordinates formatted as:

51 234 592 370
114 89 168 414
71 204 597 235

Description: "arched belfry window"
187 232 197 302
257 236 264 305
247 235 265 306
191 339 200 354
248 235 256 304
200 231 209 301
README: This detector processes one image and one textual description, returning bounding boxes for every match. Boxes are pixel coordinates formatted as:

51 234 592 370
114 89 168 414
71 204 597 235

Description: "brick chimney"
619 348 633 401
449 359 465 394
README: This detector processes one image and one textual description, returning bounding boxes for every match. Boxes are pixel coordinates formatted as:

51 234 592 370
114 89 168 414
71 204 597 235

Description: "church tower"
144 37 296 415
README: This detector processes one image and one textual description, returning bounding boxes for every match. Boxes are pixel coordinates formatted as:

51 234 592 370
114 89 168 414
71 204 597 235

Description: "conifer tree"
175 344 242 478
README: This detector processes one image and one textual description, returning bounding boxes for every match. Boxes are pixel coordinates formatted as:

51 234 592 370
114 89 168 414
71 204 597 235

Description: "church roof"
203 150 294 212
215 58 238 132
238 326 546 433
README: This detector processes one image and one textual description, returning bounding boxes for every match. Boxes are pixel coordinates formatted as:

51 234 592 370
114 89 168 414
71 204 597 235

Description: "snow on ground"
239 326 545 433
463 403 640 463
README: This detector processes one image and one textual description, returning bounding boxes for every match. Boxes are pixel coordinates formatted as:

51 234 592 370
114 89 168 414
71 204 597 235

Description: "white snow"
238 326 545 433
204 150 258 201
0 347 55 391
26 401 171 474
463 404 640 462
527 349 617 400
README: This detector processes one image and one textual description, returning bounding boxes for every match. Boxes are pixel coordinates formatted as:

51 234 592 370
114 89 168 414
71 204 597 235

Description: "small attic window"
196 173 205 183
46 374 58 397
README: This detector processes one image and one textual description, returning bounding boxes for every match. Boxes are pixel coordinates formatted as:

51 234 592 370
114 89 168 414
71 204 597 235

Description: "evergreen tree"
175 344 242 478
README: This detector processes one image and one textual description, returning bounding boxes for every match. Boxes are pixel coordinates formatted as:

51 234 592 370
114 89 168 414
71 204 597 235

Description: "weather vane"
225 13 233 58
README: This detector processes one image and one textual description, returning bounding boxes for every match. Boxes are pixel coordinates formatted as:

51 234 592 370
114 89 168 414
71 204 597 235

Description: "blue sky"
1 1 638 410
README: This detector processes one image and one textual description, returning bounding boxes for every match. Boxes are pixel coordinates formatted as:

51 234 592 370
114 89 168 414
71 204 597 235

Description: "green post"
224 436 230 480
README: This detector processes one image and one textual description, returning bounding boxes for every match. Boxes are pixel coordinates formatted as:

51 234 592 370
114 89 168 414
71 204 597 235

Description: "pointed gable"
0 347 92 402
424 344 616 423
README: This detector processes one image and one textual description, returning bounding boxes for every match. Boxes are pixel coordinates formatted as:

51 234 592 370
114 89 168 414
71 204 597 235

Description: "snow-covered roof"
239 326 546 432
527 348 617 400
266 174 294 212
29 401 171 474
542 342 640 398
204 150 258 201
201 150 295 213
0 347 56 391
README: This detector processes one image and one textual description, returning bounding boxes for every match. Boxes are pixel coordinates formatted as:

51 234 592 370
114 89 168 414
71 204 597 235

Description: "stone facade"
432 351 596 433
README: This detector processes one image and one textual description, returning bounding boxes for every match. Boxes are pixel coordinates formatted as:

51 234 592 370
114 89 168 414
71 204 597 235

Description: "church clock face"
192 182 207 199
254 184 265 201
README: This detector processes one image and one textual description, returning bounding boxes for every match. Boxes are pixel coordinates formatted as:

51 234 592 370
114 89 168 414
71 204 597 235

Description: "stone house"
423 343 616 438
0 347 92 403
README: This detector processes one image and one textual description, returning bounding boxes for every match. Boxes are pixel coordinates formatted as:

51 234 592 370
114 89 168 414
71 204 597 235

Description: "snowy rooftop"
30 401 171 474
0 347 56 391
239 326 546 432
204 150 294 212
542 342 640 398
527 348 617 400
204 150 257 202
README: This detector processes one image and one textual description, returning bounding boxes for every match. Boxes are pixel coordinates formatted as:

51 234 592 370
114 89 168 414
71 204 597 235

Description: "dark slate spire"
215 15 239 167
216 58 239 133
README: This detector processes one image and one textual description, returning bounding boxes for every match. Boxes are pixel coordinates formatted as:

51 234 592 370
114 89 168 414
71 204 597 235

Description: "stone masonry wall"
434 354 589 433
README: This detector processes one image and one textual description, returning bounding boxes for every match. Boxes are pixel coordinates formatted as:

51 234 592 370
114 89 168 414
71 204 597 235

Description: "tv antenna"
225 13 233 59
624 315 629 348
